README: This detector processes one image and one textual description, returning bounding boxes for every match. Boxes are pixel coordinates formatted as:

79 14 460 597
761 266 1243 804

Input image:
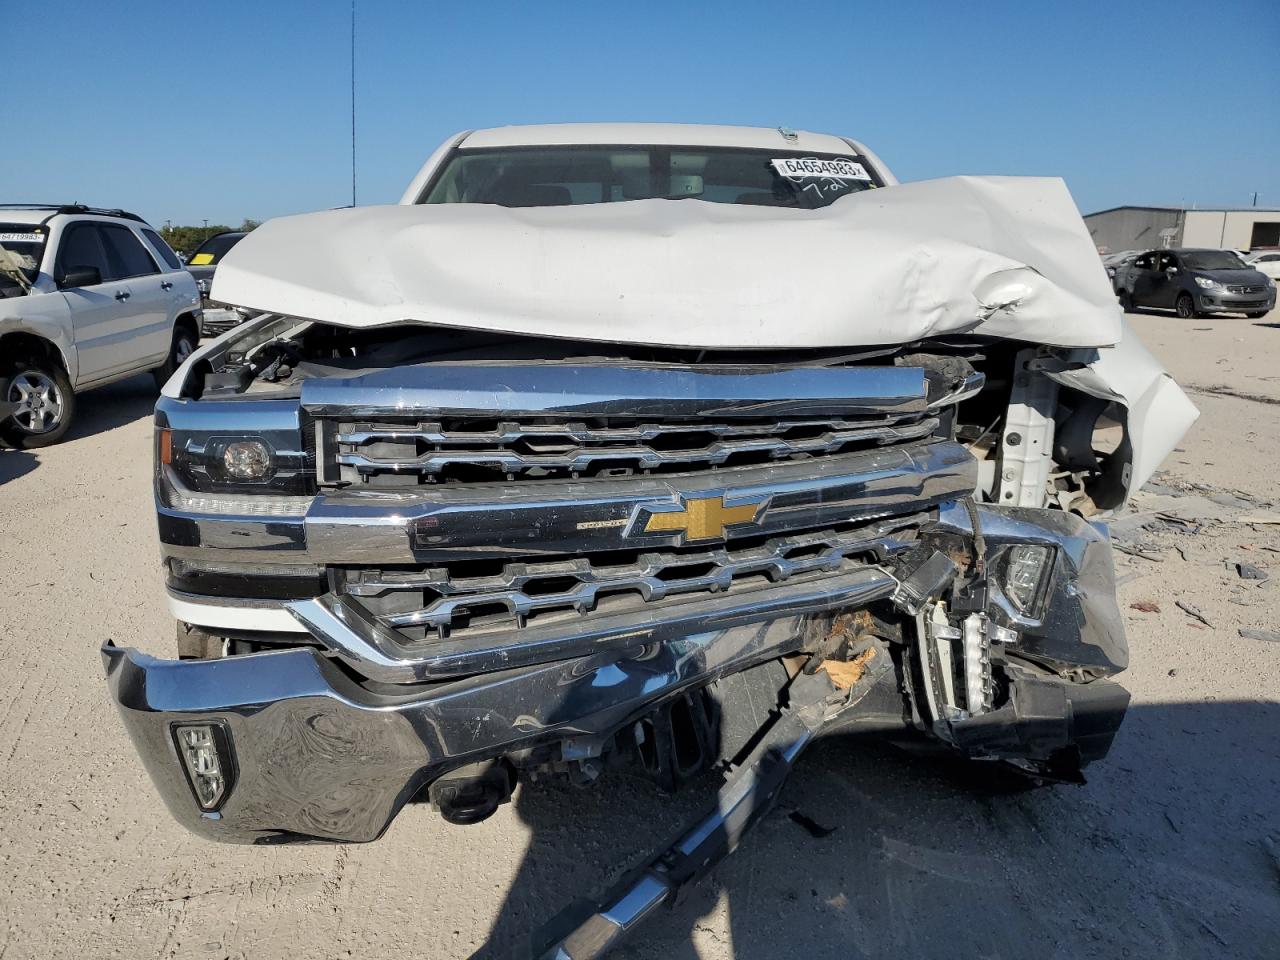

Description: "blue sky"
7 0 1277 226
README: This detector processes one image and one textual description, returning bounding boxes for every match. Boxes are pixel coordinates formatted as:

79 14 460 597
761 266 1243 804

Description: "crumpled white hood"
212 176 1122 349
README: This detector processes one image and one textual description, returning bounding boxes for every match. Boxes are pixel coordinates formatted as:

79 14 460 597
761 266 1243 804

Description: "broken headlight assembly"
997 543 1055 618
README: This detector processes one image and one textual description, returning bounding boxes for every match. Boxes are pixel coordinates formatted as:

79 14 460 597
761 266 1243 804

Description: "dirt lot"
1 309 1278 959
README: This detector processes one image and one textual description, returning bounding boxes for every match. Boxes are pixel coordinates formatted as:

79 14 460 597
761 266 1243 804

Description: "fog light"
222 439 272 481
1001 544 1053 616
173 722 233 811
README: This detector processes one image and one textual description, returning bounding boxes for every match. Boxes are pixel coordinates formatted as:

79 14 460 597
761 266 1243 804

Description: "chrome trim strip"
344 519 918 635
928 369 985 409
334 417 939 479
288 564 898 682
300 362 930 420
155 441 974 566
305 440 977 562
166 588 291 610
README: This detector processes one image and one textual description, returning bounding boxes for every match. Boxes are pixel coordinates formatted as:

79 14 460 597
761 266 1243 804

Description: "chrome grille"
338 516 922 641
1227 284 1266 295
328 414 939 484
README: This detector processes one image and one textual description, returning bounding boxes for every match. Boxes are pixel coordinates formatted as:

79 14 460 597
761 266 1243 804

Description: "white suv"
0 204 201 447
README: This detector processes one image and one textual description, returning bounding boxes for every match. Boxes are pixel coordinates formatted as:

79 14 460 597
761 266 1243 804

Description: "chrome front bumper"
103 607 873 844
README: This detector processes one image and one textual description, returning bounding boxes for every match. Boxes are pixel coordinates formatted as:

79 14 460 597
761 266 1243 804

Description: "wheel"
0 357 76 448
1175 293 1199 319
1118 289 1134 311
1246 311 1268 319
152 323 198 389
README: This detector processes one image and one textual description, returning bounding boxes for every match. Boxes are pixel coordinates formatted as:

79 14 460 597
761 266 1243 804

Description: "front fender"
1053 317 1199 509
0 302 78 383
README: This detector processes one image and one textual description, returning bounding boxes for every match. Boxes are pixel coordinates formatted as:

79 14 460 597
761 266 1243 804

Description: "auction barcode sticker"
0 232 44 243
771 158 871 181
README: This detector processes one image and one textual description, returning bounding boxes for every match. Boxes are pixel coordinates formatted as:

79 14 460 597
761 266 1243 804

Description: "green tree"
159 220 260 258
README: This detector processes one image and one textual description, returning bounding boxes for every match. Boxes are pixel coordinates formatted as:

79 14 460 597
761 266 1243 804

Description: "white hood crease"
213 175 1124 349
199 175 1196 500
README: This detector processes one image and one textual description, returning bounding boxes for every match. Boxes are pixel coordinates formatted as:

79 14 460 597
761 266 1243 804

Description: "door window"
1133 253 1154 270
1156 252 1177 272
141 228 182 270
55 223 110 284
99 225 159 280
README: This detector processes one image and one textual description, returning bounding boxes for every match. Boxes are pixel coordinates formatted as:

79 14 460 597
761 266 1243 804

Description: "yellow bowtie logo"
643 494 767 541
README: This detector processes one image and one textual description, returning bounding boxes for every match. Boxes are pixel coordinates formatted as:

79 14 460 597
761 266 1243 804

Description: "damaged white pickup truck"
104 123 1197 953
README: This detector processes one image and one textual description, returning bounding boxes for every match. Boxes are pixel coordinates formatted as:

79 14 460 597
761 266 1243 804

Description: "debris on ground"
1114 544 1164 562
1130 600 1161 613
1239 628 1280 644
1175 600 1215 628
1236 562 1269 581
818 647 877 690
1199 918 1230 948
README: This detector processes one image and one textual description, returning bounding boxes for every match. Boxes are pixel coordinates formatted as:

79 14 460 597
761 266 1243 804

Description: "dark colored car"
1117 248 1276 318
1102 251 1139 292
186 232 250 336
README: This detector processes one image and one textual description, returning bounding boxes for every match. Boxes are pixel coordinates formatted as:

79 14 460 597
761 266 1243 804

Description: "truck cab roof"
400 122 897 205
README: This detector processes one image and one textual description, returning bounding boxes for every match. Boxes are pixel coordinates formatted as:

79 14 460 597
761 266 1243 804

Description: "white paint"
212 176 1124 350
167 593 307 633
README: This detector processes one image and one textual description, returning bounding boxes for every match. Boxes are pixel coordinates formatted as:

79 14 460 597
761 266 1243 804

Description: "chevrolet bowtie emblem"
641 493 768 541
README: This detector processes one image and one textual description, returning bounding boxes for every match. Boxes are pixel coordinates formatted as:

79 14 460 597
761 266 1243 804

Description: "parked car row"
1108 247 1276 318
186 231 256 336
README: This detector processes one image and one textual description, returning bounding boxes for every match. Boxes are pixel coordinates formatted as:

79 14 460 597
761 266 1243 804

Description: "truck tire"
0 356 76 448
153 324 199 390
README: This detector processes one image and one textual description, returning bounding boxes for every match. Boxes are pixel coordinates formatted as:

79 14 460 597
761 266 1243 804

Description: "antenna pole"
351 0 357 207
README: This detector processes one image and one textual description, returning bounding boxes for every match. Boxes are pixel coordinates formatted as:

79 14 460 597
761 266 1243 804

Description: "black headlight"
158 428 313 494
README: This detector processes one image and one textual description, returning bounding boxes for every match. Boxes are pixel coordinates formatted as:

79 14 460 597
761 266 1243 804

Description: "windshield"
0 223 47 282
1181 250 1247 271
189 232 245 266
422 146 879 209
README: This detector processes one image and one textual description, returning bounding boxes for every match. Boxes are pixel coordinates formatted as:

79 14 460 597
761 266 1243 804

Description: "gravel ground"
1 309 1278 959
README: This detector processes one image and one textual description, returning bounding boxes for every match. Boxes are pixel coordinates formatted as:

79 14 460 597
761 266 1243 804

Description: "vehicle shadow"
0 446 39 486
472 699 1280 960
62 374 158 443
1 375 155 480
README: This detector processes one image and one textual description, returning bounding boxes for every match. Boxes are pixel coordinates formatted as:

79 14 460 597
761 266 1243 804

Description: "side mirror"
1165 266 1178 275
60 265 102 288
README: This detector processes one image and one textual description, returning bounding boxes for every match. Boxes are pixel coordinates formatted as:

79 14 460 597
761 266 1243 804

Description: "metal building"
1084 206 1280 254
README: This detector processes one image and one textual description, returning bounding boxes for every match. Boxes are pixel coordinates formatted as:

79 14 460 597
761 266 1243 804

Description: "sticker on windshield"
0 232 44 244
189 253 215 265
770 157 871 181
